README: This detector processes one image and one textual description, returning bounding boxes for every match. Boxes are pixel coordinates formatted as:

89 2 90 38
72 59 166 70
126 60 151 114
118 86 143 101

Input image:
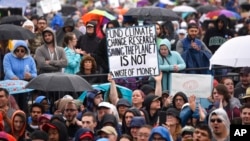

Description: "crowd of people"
0 0 250 141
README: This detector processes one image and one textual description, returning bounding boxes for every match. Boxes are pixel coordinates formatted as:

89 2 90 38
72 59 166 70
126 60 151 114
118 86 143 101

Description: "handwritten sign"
40 0 61 14
170 73 213 98
107 25 159 78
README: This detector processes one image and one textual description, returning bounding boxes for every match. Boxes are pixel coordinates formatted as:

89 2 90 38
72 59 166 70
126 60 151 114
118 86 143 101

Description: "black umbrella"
0 24 35 40
240 2 250 11
61 4 78 16
0 15 26 25
25 73 94 92
196 5 219 14
124 7 180 21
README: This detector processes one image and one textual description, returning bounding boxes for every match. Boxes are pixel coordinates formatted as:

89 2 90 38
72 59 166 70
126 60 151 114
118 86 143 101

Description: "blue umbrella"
78 83 132 103
0 80 33 94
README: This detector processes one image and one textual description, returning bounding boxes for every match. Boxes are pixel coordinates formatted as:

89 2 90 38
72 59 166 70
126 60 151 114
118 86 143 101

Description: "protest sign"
107 25 159 78
169 73 213 98
40 0 61 14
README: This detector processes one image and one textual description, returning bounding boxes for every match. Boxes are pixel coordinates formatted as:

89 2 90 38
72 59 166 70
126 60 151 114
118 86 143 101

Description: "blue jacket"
3 40 37 80
158 39 186 90
149 126 172 141
64 47 82 74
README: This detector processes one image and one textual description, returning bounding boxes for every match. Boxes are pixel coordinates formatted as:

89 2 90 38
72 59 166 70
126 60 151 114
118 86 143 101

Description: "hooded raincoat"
158 39 186 90
3 40 37 80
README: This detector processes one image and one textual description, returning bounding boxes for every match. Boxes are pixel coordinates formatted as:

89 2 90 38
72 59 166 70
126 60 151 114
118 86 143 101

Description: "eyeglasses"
65 109 77 112
15 49 25 53
210 118 222 123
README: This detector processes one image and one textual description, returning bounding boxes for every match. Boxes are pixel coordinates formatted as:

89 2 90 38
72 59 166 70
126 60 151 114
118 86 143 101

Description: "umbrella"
0 15 26 25
209 35 250 68
124 7 179 21
61 4 77 16
0 24 35 40
0 80 33 94
25 73 93 92
240 2 250 11
205 9 241 20
82 9 116 25
172 5 197 13
196 5 220 14
78 83 132 103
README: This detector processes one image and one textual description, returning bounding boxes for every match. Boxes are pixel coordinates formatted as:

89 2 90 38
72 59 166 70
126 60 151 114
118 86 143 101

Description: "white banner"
40 0 62 14
170 73 213 98
107 25 159 78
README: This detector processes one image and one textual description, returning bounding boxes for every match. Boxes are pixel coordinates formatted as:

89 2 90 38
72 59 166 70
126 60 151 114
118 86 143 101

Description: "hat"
42 123 57 132
242 87 250 99
162 90 169 96
98 102 111 109
130 117 146 128
38 114 52 122
116 99 132 108
166 108 181 122
79 131 94 140
177 29 187 35
240 67 250 75
97 126 118 136
181 126 195 136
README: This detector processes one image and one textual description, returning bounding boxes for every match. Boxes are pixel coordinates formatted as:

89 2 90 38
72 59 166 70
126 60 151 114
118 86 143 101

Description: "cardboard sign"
40 0 61 14
170 73 213 98
107 25 159 78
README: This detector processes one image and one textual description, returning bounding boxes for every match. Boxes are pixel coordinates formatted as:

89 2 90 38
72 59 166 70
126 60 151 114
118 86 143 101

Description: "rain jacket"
56 18 83 47
76 21 100 54
34 27 67 74
149 126 173 141
64 47 82 74
203 15 234 54
158 39 186 90
3 40 37 80
11 110 26 141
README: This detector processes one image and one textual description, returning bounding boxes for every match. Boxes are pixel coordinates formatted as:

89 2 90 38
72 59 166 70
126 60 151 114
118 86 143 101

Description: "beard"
44 39 54 45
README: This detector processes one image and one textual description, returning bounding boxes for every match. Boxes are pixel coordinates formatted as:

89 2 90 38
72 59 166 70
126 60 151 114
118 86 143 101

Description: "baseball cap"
79 131 94 140
97 126 118 136
98 102 112 109
181 126 195 136
38 114 52 123
42 123 57 132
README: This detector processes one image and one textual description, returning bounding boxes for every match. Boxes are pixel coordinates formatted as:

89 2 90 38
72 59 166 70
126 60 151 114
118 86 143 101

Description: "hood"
149 126 172 141
208 108 230 135
143 94 161 111
101 114 118 128
50 13 64 30
172 92 188 109
11 110 26 137
159 38 172 51
35 96 46 103
130 116 146 128
42 121 68 141
12 40 30 58
84 89 103 111
50 114 65 123
122 108 141 132
42 27 58 47
107 20 120 28
74 128 94 141
63 18 75 32
216 14 228 30
22 19 34 33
